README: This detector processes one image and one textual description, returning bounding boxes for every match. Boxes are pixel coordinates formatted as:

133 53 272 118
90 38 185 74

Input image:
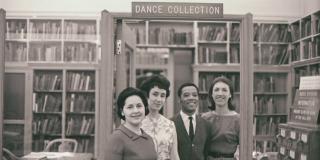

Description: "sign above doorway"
132 2 223 18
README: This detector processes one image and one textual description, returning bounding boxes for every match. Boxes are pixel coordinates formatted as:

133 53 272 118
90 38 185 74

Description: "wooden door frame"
0 8 6 159
109 12 254 160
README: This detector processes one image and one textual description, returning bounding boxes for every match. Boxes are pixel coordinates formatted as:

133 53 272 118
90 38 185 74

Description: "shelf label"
301 133 308 143
280 147 285 154
299 76 320 90
132 2 223 18
289 108 319 125
289 150 295 159
280 129 286 137
301 154 307 160
290 131 296 139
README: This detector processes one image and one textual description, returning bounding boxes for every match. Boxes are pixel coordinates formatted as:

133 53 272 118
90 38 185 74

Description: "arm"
171 124 180 160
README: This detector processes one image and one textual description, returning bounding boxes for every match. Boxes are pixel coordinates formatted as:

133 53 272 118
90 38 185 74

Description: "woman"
106 87 157 160
140 74 180 160
202 76 240 160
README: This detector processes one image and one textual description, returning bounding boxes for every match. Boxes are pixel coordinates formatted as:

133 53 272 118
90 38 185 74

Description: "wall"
1 0 320 21
2 0 308 20
302 0 320 16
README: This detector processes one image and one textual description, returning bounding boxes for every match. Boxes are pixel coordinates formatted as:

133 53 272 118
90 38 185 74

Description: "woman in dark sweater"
106 87 157 160
202 76 240 160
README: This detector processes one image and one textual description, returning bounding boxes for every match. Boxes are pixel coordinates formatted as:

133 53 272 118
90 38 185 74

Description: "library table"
22 152 93 160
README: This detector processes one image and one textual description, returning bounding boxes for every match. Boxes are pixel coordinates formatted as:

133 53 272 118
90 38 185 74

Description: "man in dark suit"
171 83 211 160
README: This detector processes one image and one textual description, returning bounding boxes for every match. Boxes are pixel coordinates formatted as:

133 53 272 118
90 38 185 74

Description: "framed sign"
132 2 223 18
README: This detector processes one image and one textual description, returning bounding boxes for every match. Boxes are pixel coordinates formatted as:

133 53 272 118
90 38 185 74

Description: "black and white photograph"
1 0 320 160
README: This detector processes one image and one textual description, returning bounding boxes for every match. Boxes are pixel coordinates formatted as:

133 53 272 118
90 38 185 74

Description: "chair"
2 148 21 160
44 138 78 153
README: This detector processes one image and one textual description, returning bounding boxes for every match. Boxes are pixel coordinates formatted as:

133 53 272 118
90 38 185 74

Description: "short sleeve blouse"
141 114 176 160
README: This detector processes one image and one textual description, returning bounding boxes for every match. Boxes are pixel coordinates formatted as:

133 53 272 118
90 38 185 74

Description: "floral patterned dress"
141 114 176 160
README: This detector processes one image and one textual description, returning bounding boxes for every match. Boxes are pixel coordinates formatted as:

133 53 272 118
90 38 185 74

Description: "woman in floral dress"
140 75 180 160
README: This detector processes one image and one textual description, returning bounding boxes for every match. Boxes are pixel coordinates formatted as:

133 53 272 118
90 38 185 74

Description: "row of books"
29 21 62 39
289 24 300 42
33 93 62 112
198 46 227 64
6 21 97 40
29 45 62 61
65 116 95 135
254 116 286 136
198 73 240 92
301 38 320 59
230 24 240 42
198 25 227 41
148 27 193 45
133 27 146 44
291 43 301 62
66 72 95 91
64 22 96 40
12 42 97 62
34 73 62 91
315 18 320 34
5 42 27 62
255 45 290 65
64 43 96 62
301 19 311 38
254 96 286 114
32 116 62 134
67 94 95 112
254 76 279 92
6 20 27 39
260 24 291 42
136 48 169 65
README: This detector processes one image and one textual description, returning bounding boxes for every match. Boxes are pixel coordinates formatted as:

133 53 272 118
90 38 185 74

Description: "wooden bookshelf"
126 19 195 116
252 21 292 153
290 10 320 106
3 14 101 157
5 18 99 65
32 67 97 153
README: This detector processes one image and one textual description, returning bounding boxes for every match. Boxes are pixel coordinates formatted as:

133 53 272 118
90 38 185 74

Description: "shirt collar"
117 124 149 141
180 111 196 123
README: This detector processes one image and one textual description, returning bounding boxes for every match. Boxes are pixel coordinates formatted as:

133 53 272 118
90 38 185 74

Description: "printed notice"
300 76 320 90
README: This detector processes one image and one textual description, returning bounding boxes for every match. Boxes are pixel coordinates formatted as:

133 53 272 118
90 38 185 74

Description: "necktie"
189 116 194 141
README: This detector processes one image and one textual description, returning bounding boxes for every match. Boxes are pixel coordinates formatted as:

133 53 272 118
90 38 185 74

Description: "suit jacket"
171 114 211 160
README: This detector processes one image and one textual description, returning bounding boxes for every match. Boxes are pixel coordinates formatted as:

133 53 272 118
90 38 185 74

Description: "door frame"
109 12 254 160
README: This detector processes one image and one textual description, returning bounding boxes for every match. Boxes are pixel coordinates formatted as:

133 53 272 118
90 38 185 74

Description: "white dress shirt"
180 111 196 135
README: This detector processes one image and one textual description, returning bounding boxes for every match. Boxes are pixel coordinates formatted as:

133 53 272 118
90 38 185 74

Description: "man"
171 83 212 160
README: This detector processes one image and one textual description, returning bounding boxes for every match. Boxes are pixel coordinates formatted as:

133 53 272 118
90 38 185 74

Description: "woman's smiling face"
211 81 231 107
148 86 167 112
122 95 145 126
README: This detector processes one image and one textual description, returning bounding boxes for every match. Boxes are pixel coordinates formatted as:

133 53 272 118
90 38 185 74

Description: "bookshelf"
4 15 100 157
252 21 291 153
32 69 97 153
193 20 241 114
290 10 320 105
5 18 99 64
126 19 196 116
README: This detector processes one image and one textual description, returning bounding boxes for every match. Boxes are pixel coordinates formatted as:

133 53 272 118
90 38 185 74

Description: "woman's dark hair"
139 74 170 98
208 76 235 111
116 87 149 120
